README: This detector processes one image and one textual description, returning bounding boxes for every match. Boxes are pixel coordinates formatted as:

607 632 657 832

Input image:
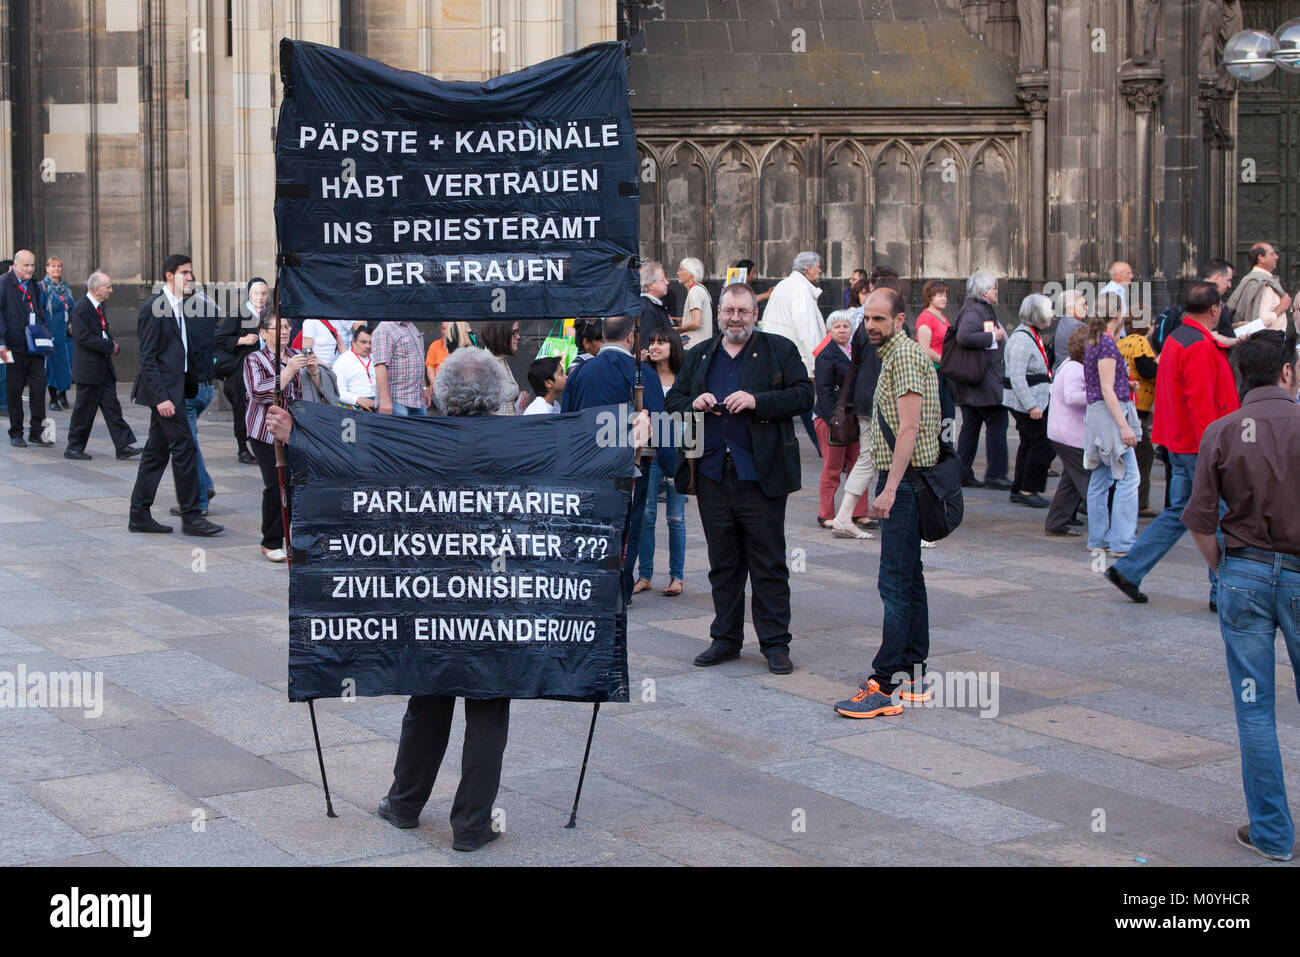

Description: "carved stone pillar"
1121 63 1165 280
1198 79 1235 261
1016 73 1049 284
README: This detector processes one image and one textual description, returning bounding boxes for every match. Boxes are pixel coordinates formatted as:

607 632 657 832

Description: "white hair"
87 271 110 293
433 347 515 417
1055 288 1082 315
793 251 821 274
1019 293 1054 329
826 311 854 330
678 257 705 283
965 271 997 301
639 260 664 291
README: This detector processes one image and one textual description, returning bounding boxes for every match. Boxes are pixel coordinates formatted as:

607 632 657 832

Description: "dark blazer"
665 330 813 499
847 323 883 417
562 347 673 474
0 270 48 355
215 305 264 379
814 341 853 420
637 296 676 341
132 292 192 408
950 298 1005 408
70 296 118 384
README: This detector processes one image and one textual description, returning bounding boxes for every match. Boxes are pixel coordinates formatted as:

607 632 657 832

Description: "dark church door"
1237 1 1300 290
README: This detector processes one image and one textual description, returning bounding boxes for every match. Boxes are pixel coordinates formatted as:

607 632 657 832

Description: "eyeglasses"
719 308 756 318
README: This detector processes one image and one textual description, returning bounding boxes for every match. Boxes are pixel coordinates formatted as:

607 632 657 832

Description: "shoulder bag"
875 407 964 542
827 350 860 447
937 320 986 386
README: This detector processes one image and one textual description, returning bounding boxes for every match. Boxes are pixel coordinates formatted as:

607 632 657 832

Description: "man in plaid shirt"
372 320 430 415
836 287 941 719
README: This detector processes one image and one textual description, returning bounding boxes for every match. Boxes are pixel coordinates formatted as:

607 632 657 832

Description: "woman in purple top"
1081 293 1140 556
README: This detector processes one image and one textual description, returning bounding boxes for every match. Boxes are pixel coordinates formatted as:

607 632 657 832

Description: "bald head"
1109 261 1133 284
12 250 35 282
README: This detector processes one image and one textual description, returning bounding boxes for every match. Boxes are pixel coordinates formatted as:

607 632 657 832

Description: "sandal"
632 578 652 594
662 578 684 596
829 518 872 540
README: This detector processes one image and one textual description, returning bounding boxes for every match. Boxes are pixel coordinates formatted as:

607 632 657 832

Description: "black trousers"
6 352 46 438
1045 441 1090 533
957 404 1008 483
129 406 201 522
695 460 792 654
622 462 651 599
223 374 249 454
66 381 137 453
1010 408 1054 494
386 695 510 839
249 438 288 550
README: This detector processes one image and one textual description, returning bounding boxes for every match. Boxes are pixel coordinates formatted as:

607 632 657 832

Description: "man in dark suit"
0 250 53 448
127 253 222 536
638 261 677 342
562 313 671 602
665 282 814 675
63 272 141 461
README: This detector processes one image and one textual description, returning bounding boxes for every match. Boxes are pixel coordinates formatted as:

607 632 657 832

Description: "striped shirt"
870 329 941 471
244 347 304 445
371 321 426 408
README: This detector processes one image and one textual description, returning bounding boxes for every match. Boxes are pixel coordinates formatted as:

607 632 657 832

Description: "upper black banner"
274 39 640 321
284 401 634 703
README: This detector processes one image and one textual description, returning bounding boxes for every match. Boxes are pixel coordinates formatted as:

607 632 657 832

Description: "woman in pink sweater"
1044 326 1090 536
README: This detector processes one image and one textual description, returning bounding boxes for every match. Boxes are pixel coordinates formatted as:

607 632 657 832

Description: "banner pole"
564 701 600 828
273 283 292 566
308 699 339 818
632 314 643 413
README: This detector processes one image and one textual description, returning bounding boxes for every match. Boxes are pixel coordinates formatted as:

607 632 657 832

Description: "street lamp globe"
1224 29 1280 81
1275 18 1300 73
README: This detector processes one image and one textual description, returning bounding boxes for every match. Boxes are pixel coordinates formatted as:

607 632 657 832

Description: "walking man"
128 254 223 536
0 250 52 447
835 288 941 718
63 271 140 460
1106 282 1238 606
666 283 813 674
1184 330 1300 862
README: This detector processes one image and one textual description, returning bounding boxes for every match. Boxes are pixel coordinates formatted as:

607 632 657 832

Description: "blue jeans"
870 477 929 689
1086 447 1139 553
1113 452 1219 602
636 458 686 582
184 382 215 509
391 403 426 417
1217 554 1300 858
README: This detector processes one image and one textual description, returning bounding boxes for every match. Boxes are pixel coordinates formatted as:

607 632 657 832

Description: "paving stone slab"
1001 705 1238 768
827 727 1044 789
24 768 209 837
171 690 378 755
78 650 265 705
0 779 100 866
99 817 298 866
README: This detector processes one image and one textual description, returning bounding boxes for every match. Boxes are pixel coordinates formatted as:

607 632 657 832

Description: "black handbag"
937 322 986 385
827 350 860 447
875 408 964 542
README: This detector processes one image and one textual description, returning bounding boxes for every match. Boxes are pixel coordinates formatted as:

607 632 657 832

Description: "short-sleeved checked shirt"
870 329 941 471
370 321 426 408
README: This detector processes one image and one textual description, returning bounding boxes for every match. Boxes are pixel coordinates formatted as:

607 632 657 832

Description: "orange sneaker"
834 679 903 719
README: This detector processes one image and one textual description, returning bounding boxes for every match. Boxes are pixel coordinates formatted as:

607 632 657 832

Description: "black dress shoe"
960 476 984 489
182 517 224 537
693 641 741 667
128 516 173 534
27 436 54 448
170 505 208 517
1105 566 1148 604
1045 527 1081 537
452 830 501 852
237 450 258 464
766 649 794 675
10 436 27 448
984 477 1014 490
116 446 143 460
377 796 419 830
63 448 92 460
1009 491 1050 508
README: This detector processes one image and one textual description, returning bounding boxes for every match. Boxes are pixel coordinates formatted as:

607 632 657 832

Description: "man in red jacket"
1106 282 1239 606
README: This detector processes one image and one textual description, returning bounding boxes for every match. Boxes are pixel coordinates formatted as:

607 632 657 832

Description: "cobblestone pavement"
0 389 1293 866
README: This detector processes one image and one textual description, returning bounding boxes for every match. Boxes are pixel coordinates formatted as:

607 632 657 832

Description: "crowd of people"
4 244 1300 861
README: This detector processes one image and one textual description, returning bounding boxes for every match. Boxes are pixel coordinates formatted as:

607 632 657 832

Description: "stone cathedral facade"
0 0 1291 330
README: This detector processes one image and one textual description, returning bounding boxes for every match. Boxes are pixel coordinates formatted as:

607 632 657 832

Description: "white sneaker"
262 547 287 563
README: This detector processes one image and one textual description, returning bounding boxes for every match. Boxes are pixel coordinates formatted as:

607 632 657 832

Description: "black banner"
273 39 640 321
284 402 633 702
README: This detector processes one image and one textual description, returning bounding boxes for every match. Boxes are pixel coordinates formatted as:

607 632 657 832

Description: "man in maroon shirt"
1106 282 1239 606
1183 330 1300 861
